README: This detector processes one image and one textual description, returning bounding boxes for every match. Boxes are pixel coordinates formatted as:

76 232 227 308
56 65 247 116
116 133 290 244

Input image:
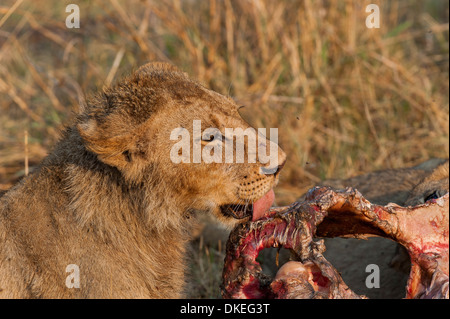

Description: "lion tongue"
252 189 275 221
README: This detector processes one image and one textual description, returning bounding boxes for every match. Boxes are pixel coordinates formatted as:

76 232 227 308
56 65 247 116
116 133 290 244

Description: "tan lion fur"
0 62 286 298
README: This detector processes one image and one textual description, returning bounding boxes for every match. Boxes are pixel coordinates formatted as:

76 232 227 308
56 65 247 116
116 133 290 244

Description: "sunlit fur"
0 63 286 298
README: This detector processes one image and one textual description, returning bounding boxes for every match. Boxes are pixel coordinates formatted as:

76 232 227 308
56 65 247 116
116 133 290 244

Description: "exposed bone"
221 187 449 299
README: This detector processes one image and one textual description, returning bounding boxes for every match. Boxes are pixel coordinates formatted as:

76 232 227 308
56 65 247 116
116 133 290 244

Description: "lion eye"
202 135 215 142
202 130 224 143
424 191 439 202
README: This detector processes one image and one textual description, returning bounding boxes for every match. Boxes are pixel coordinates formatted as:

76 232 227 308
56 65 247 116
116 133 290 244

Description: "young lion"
0 62 286 298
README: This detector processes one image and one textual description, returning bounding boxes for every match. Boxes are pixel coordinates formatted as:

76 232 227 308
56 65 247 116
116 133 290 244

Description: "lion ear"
77 119 134 169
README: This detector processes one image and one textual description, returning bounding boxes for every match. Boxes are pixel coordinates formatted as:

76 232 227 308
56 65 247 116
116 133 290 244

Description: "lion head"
77 62 286 229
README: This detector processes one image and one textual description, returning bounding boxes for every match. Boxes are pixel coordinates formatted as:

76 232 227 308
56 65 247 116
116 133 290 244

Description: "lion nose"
258 138 287 176
274 148 287 176
274 161 285 176
260 156 286 176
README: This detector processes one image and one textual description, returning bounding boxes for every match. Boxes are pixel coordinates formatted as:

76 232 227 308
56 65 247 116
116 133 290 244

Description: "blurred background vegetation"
0 0 448 298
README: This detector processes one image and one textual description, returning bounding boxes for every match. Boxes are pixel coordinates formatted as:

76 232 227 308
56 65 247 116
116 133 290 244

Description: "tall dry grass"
0 0 448 197
0 0 448 297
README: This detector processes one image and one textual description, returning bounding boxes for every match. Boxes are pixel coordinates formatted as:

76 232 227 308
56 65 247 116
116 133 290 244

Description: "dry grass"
0 0 448 298
187 236 226 299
